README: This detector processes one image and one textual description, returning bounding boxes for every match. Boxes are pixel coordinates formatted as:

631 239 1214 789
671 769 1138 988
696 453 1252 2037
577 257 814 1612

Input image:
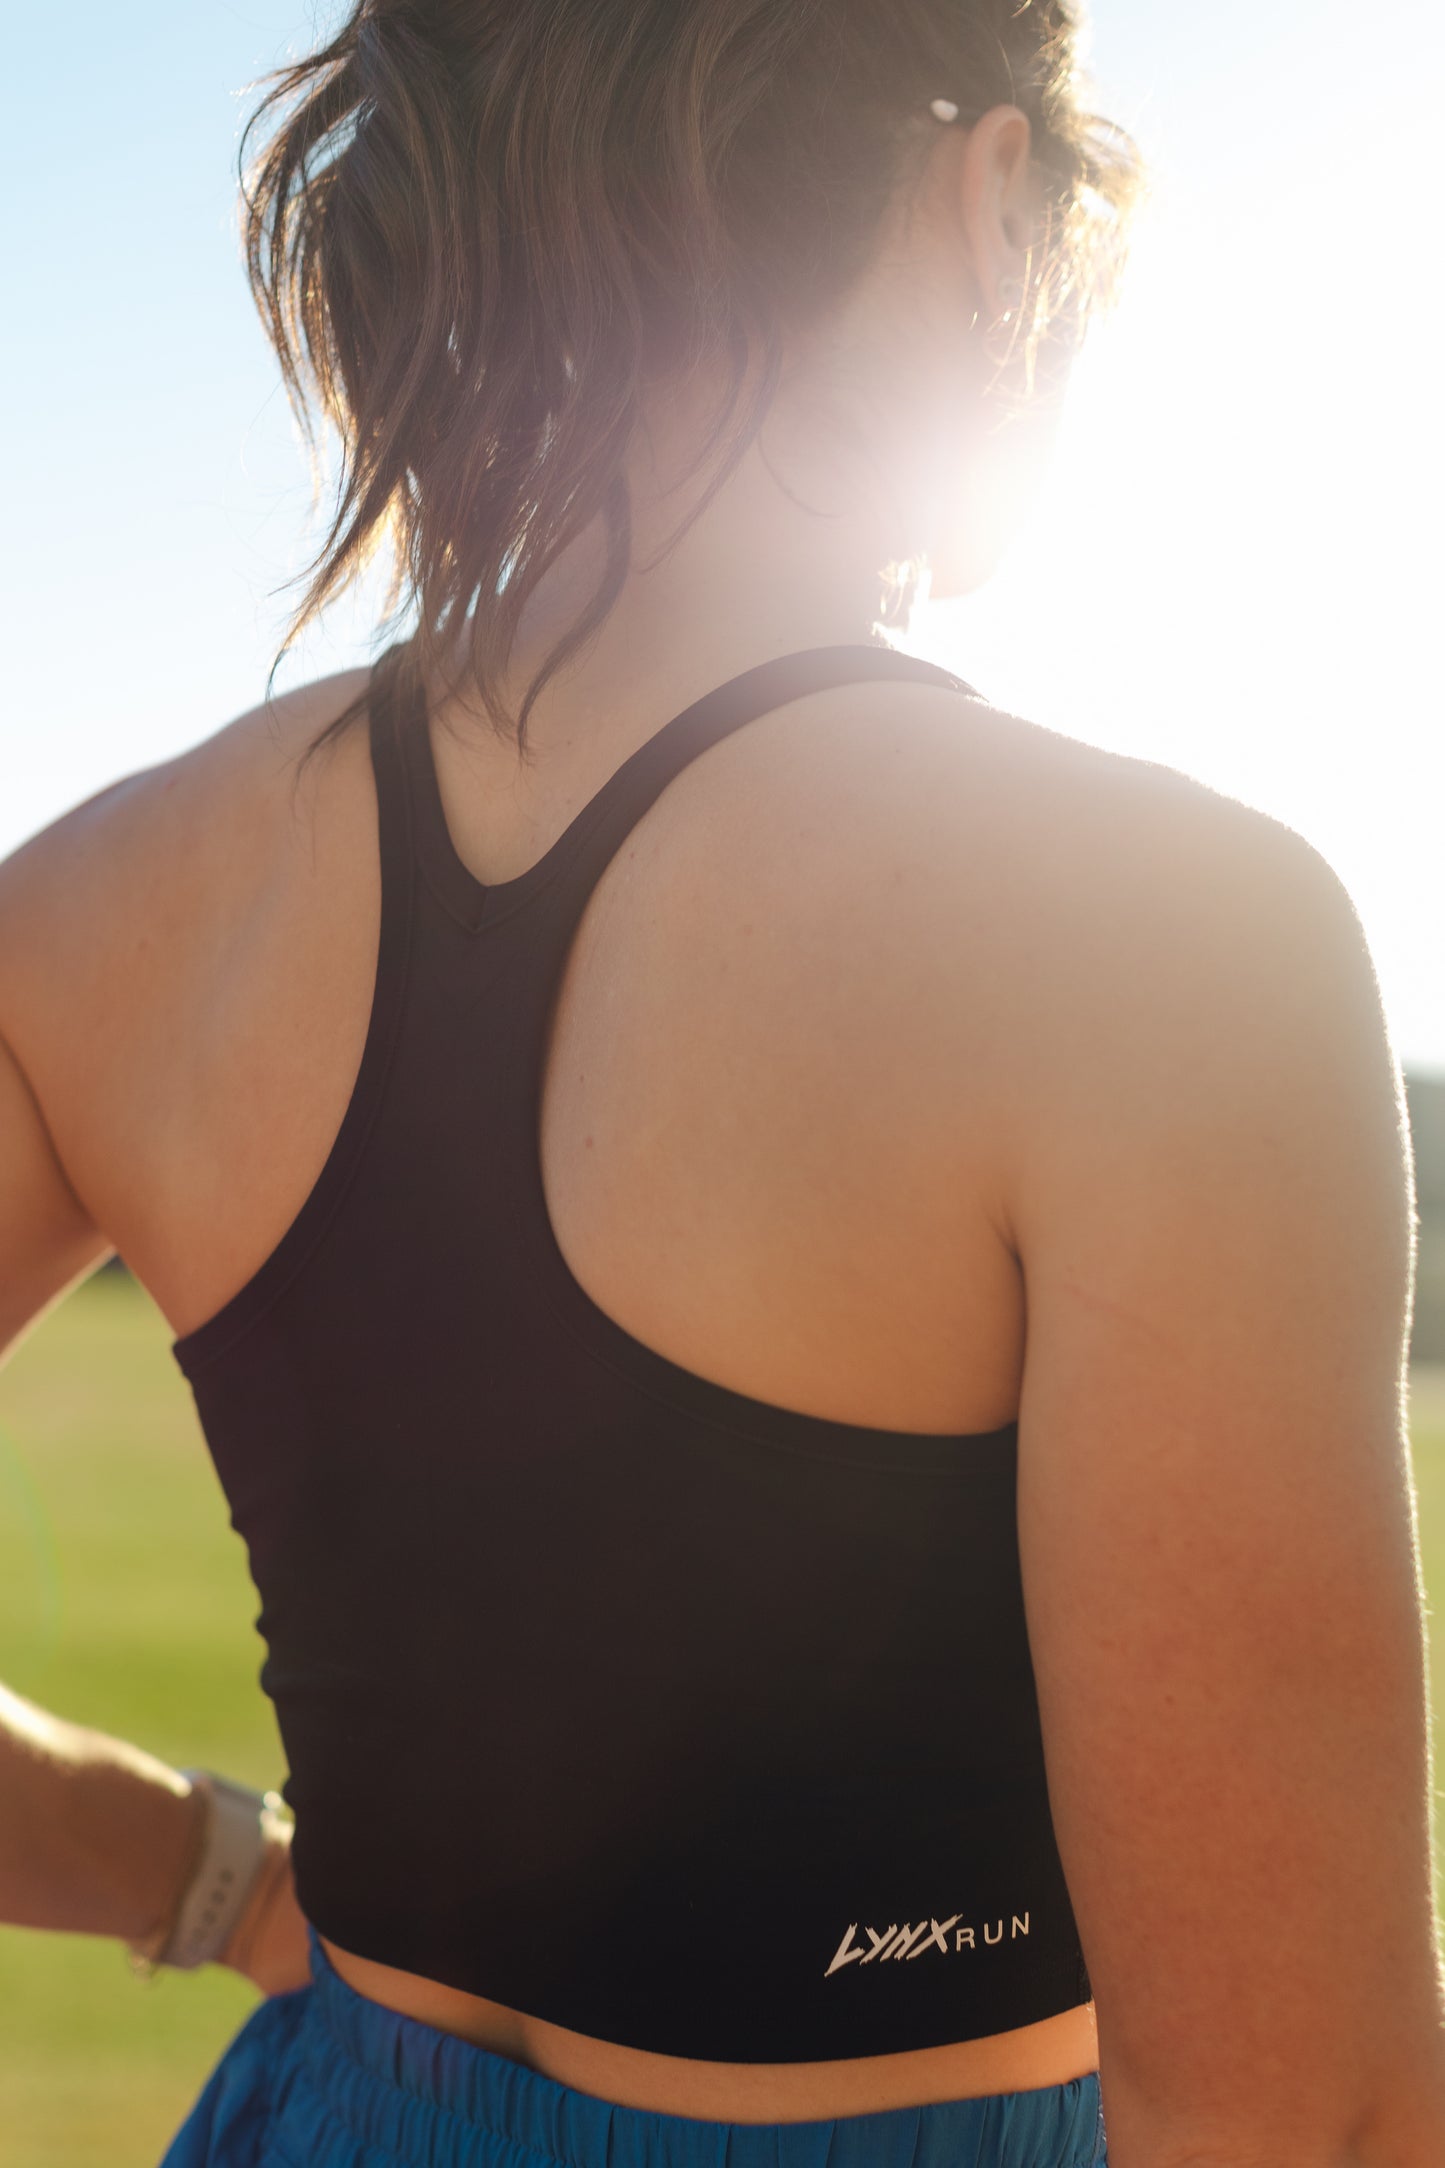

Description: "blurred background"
2 3 1443 2161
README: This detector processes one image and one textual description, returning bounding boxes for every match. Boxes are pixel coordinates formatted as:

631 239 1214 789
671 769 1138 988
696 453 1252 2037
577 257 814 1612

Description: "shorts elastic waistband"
299 1925 1105 2168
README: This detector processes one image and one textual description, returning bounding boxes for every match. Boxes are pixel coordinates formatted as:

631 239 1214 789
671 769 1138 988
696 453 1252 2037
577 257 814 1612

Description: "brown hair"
242 1 1143 764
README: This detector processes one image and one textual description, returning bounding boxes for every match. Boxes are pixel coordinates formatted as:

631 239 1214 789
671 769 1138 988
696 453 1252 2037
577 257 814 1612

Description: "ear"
956 105 1038 323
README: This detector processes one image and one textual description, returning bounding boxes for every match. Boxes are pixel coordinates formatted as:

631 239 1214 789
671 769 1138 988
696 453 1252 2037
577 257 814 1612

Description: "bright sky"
3 2 1441 1071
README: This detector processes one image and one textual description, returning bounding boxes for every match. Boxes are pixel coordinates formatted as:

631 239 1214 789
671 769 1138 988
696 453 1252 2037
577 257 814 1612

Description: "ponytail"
242 1 1142 761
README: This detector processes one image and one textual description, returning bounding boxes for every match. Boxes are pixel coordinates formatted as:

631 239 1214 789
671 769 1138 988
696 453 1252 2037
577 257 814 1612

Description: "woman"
2 2 1442 2164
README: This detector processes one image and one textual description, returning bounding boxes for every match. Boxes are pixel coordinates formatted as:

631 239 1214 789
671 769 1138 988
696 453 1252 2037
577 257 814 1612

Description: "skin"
3 103 1444 2158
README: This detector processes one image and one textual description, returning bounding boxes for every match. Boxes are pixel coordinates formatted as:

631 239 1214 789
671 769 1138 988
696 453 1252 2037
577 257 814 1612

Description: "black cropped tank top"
172 642 1091 2062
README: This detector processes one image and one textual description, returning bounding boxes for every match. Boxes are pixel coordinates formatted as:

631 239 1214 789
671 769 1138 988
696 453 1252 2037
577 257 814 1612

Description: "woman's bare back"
2 653 1437 2147
4 661 1070 1426
0 655 1108 2110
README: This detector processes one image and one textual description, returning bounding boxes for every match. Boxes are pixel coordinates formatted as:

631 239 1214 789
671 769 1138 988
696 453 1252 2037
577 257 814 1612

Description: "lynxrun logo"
825 1912 1031 1978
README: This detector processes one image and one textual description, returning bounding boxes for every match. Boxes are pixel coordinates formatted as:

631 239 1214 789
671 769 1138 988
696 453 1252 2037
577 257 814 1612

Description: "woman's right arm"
0 1010 209 1948
997 786 1445 2166
0 900 302 1992
0 1676 204 1949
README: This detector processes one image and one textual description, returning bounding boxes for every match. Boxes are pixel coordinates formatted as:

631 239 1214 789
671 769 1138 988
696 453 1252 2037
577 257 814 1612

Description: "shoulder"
692 672 1374 1111
0 663 379 1188
701 667 1403 1240
862 689 1405 1303
700 667 1337 924
901 680 1367 1024
0 667 374 1062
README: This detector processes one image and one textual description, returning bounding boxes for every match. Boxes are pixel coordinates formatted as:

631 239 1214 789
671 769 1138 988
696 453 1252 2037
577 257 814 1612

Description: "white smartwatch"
126 1770 292 1979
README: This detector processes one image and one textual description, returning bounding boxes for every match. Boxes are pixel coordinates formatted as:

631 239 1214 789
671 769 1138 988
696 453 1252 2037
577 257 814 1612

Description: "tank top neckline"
170 638 1012 1446
393 640 980 936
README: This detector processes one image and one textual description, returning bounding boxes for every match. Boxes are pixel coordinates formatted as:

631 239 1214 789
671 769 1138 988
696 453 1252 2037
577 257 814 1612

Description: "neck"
484 356 927 759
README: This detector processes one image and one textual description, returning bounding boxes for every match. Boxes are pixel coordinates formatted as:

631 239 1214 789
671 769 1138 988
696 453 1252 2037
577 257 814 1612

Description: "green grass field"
2 1270 1444 2167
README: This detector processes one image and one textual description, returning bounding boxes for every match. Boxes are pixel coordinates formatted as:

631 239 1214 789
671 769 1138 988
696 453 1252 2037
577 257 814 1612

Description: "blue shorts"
160 1923 1106 2167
